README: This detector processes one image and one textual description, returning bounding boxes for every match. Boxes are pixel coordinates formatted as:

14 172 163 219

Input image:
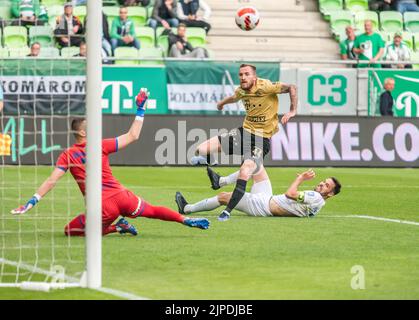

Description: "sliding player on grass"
11 89 210 236
191 64 298 221
176 168 341 218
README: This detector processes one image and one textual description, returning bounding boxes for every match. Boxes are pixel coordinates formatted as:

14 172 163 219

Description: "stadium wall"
1 115 418 167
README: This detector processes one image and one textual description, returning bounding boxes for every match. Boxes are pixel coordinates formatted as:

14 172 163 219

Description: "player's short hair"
71 118 86 138
330 177 341 195
239 64 257 73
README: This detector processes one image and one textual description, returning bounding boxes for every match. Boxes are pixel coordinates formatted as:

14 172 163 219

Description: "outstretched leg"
139 200 210 230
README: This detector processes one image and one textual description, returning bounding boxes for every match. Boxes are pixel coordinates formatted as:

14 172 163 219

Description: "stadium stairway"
205 0 341 68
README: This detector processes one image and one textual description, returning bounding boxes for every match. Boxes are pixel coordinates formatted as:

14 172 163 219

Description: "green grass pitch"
0 166 418 300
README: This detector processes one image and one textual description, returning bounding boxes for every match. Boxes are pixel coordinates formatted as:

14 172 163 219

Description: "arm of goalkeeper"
117 88 149 151
11 167 66 215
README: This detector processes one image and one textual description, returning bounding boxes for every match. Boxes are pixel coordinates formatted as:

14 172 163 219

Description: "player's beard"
240 79 255 90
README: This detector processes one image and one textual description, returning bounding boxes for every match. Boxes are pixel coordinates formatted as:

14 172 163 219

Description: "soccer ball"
235 6 260 31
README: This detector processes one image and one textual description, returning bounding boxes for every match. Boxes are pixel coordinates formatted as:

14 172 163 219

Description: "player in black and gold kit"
189 64 298 221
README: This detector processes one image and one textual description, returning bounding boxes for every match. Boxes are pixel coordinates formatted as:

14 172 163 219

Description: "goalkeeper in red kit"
11 89 210 236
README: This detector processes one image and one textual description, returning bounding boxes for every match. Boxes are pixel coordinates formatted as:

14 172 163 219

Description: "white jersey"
272 191 325 217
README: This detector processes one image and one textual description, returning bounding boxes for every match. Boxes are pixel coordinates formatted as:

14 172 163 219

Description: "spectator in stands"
169 23 208 58
27 42 41 57
379 78 395 116
123 0 150 6
84 12 112 58
340 26 357 61
177 0 212 34
395 0 419 13
353 20 385 68
73 42 86 57
110 6 141 52
54 2 84 48
384 32 412 69
11 0 47 27
149 0 180 31
369 0 395 11
0 85 3 113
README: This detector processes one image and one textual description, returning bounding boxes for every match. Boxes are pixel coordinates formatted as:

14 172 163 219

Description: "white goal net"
0 57 87 290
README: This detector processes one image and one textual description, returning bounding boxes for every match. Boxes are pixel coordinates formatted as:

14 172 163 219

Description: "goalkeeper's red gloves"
11 194 41 215
135 88 149 118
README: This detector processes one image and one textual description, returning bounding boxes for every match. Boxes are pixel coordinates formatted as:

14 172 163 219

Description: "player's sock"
224 179 247 214
141 201 185 224
184 196 221 214
219 171 240 187
103 224 117 235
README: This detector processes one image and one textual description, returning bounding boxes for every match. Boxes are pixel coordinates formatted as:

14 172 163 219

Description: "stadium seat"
29 26 54 47
127 7 147 27
0 47 8 58
74 6 86 23
156 27 177 54
404 12 419 33
380 11 403 32
354 11 379 31
42 0 66 6
8 46 30 58
47 5 64 28
379 31 392 43
135 27 155 48
60 46 80 58
411 51 419 69
345 0 368 12
3 26 28 48
0 4 11 21
103 6 119 26
401 32 414 50
114 47 139 65
330 11 353 34
39 46 60 58
138 47 164 65
186 28 206 48
414 33 419 51
147 5 153 19
319 0 343 15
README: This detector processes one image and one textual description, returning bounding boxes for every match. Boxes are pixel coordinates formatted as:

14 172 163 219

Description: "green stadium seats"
42 0 66 6
29 26 54 47
319 0 343 14
147 5 153 19
411 51 419 69
103 6 119 26
354 11 379 31
330 11 353 34
8 46 30 58
138 47 164 65
38 46 60 58
74 6 86 23
114 47 139 65
135 26 155 48
404 12 419 33
414 33 419 51
379 31 392 43
127 7 147 27
47 5 64 27
345 0 368 12
0 47 8 58
401 32 414 50
3 26 28 48
380 11 403 32
60 46 80 58
0 4 12 21
156 27 177 54
186 28 206 48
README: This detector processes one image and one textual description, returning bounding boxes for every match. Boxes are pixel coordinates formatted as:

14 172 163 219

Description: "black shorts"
217 127 271 167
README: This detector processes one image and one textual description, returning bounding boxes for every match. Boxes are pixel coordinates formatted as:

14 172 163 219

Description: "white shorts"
236 192 273 217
